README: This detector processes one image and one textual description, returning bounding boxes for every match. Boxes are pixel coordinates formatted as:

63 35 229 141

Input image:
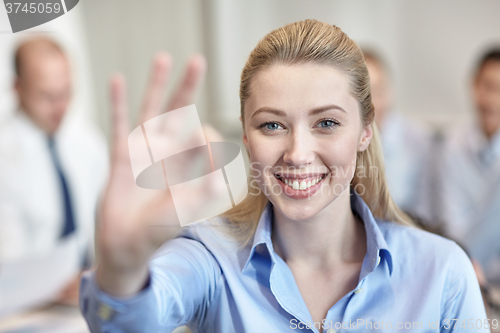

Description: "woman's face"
242 63 372 221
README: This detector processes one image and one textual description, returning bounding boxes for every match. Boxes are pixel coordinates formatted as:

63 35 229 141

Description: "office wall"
81 0 207 139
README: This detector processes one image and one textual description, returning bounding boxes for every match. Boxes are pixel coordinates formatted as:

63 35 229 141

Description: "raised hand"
96 53 210 297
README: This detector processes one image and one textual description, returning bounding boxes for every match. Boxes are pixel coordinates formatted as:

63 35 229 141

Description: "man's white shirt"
0 110 108 315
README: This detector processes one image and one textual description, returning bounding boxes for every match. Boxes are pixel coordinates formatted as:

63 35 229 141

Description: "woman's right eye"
259 122 284 131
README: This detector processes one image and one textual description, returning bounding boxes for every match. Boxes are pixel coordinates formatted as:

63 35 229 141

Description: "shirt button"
377 256 381 265
354 288 363 294
98 303 114 320
327 329 336 333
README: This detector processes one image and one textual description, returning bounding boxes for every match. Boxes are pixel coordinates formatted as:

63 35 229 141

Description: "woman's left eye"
316 119 338 128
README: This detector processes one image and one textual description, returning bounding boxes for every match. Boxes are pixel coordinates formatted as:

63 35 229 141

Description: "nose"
282 129 316 167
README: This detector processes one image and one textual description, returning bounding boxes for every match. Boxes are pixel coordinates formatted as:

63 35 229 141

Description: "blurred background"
1 0 500 332
3 0 500 139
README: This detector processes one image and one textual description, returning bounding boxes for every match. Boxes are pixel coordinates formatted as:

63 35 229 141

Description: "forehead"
477 60 500 81
246 63 358 117
24 55 70 87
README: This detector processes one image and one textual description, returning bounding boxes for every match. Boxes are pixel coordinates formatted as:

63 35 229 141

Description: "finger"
138 52 172 124
166 54 206 112
110 74 130 164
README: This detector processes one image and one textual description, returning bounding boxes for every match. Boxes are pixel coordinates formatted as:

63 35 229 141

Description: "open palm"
96 53 211 296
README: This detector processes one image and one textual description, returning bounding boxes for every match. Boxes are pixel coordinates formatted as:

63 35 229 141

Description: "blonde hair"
221 19 414 246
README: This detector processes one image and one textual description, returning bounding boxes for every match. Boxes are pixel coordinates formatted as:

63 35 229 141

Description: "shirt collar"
241 189 393 276
241 200 276 273
350 188 393 277
467 122 500 160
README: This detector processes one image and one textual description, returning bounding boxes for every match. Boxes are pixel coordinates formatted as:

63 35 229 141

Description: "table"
0 304 190 333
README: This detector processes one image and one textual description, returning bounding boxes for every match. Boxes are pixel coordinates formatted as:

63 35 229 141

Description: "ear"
358 125 373 152
14 78 21 96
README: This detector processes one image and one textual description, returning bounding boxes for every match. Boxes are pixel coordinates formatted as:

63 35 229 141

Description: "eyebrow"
250 104 347 119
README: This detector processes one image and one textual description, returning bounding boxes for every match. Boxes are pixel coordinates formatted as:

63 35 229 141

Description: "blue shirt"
80 191 489 332
438 123 500 284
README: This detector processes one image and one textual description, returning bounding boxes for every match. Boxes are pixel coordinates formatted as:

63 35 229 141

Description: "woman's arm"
80 238 222 332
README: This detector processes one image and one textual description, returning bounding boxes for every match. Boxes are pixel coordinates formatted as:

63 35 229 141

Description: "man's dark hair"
475 47 500 76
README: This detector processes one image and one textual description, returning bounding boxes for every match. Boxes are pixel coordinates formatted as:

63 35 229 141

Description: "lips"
272 172 327 200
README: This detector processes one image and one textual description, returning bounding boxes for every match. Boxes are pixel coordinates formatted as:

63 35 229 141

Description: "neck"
271 187 366 271
483 126 500 142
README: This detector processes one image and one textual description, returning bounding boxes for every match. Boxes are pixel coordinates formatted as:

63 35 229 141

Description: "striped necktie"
47 136 76 238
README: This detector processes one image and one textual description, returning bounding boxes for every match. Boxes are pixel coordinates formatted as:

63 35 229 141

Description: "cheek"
27 98 51 116
319 135 359 181
246 135 281 179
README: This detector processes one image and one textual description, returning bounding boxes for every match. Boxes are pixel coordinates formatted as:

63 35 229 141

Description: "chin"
270 198 323 222
269 185 340 222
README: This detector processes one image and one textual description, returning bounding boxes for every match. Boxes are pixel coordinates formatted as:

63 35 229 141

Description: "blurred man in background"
363 50 434 223
0 36 108 316
364 48 500 315
438 48 500 285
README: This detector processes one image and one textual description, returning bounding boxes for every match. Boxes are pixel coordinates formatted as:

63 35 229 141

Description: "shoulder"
441 122 475 152
377 220 473 273
59 116 108 169
0 116 17 135
0 115 26 147
0 123 16 158
178 217 242 257
0 116 37 171
377 221 486 319
153 217 242 270
60 116 107 152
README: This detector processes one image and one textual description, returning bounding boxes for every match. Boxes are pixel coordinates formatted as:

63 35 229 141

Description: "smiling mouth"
274 173 327 190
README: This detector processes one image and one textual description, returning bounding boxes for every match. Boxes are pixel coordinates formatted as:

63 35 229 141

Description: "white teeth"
278 175 325 191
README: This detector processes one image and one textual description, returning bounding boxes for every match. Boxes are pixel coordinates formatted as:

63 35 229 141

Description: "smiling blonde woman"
80 20 489 333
